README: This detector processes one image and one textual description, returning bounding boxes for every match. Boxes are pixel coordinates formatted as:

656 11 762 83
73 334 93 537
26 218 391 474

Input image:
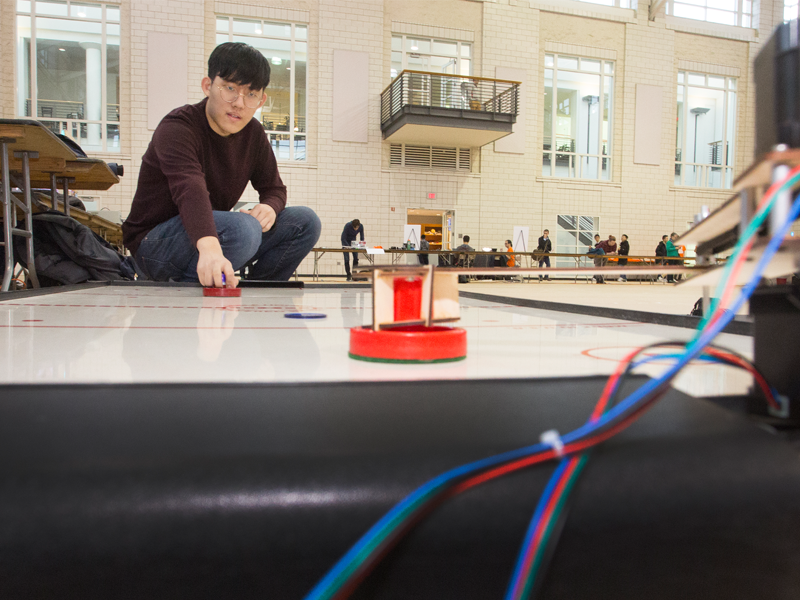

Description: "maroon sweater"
122 98 287 255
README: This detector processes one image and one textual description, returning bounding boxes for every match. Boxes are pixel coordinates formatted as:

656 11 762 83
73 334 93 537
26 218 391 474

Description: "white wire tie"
540 429 565 457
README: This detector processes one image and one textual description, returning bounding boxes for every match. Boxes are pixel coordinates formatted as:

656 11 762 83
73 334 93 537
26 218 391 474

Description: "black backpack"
13 211 136 286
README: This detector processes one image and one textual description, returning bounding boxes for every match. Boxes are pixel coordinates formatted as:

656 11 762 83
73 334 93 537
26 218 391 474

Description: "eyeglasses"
216 84 263 109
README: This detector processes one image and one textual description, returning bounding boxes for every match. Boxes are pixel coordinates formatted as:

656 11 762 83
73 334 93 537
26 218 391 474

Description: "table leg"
18 152 39 288
62 177 70 218
1 140 14 292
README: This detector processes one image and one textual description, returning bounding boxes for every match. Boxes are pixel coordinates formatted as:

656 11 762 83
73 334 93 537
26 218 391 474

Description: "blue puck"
284 312 327 319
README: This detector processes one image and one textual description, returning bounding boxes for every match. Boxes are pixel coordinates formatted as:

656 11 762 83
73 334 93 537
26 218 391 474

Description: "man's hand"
240 203 276 232
196 236 238 288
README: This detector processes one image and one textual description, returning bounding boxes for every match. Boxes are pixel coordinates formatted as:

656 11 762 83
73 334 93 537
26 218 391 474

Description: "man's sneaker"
617 277 626 282
346 274 352 282
657 276 665 283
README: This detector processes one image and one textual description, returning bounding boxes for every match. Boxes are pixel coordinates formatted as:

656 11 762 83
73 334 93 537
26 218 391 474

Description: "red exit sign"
427 192 436 200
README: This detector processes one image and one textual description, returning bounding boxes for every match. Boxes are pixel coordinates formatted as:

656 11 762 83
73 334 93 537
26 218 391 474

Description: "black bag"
14 211 136 286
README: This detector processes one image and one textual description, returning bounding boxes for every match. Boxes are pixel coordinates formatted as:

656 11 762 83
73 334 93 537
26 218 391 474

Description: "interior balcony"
380 71 520 148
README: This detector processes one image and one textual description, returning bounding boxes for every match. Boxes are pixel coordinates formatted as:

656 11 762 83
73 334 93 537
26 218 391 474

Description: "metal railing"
381 70 520 125
674 162 734 189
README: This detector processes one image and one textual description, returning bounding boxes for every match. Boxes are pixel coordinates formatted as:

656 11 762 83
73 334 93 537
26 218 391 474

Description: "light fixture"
271 57 281 65
77 10 86 17
255 27 262 34
410 39 419 51
59 47 66 52
286 66 291 71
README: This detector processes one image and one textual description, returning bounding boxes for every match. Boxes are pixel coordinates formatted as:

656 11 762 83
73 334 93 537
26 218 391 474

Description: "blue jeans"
135 206 321 282
342 248 359 276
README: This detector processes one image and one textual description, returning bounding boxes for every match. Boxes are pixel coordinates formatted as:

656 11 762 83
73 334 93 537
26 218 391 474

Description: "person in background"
590 235 617 284
454 235 475 282
617 234 630 282
666 232 680 283
537 229 552 281
656 234 668 282
341 218 364 281
504 239 515 267
419 234 429 265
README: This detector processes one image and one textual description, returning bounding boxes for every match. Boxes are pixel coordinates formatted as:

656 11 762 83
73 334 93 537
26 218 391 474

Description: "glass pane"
216 17 228 32
107 42 119 122
70 3 102 19
293 135 306 161
544 54 554 67
391 52 402 79
233 19 262 35
707 9 735 25
432 40 457 56
725 90 736 168
295 25 307 40
707 0 736 10
601 156 611 180
674 4 706 20
107 23 119 36
686 86 725 165
216 33 228 45
557 215 577 230
459 59 470 76
270 133 290 160
725 168 733 189
687 73 705 85
263 22 292 38
603 75 613 167
295 41 306 133
684 164 700 186
581 156 599 179
579 216 598 231
406 38 431 53
18 1 31 13
35 17 101 124
16 15 32 117
678 71 685 83
542 152 552 177
581 58 601 73
106 124 119 151
36 1 68 17
557 230 577 247
742 14 751 27
676 85 684 161
707 166 723 188
106 6 119 22
708 75 725 88
604 62 613 74
461 44 471 58
558 55 579 70
391 35 401 51
556 70 601 157
743 0 752 13
728 78 736 90
543 68 553 151
578 231 595 247
675 162 682 186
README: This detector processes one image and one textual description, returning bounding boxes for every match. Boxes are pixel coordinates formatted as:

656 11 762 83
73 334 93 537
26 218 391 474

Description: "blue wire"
305 192 800 600
504 458 571 600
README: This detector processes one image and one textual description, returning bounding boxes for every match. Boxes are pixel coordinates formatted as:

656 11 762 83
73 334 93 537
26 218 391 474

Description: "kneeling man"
123 42 320 287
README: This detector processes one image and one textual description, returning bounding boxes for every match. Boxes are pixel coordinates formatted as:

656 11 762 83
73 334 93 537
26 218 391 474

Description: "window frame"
390 34 472 80
675 71 737 189
17 0 121 154
542 53 615 181
216 15 308 162
785 0 798 22
555 215 600 267
665 0 752 28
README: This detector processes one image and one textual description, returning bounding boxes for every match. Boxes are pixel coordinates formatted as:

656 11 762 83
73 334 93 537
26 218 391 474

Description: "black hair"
421 234 426 240
463 235 470 243
352 219 360 228
208 42 271 91
662 235 668 240
506 239 512 245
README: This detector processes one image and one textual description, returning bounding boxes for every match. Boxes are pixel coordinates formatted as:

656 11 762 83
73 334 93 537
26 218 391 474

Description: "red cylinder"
394 277 423 322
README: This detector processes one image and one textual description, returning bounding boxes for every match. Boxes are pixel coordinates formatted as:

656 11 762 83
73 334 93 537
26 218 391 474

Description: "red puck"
349 325 467 363
203 287 242 297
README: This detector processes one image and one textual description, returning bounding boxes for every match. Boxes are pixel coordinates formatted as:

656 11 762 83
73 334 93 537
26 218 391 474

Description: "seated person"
589 235 617 284
122 42 321 287
454 235 475 267
504 239 515 267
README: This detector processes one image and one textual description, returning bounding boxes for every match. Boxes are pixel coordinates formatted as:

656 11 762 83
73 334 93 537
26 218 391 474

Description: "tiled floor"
0 284 753 397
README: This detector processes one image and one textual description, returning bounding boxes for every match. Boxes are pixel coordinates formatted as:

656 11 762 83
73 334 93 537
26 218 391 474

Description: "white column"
81 42 102 148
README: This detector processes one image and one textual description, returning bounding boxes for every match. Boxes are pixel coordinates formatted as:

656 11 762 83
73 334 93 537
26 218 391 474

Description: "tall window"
786 0 799 22
17 0 121 153
556 215 599 267
390 35 471 79
675 71 737 189
543 54 614 180
217 17 307 162
665 0 752 27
